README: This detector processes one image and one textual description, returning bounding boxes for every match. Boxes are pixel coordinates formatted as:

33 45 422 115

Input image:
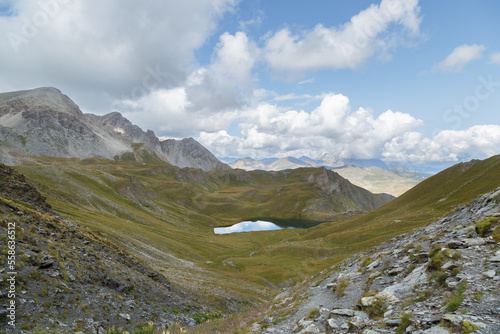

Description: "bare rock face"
161 137 231 172
0 87 113 159
0 87 228 171
0 163 53 214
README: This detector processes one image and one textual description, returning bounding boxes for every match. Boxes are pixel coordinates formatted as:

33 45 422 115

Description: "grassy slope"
13 155 500 314
13 156 390 310
294 155 500 248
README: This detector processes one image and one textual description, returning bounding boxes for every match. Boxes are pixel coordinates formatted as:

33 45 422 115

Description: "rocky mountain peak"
0 86 83 118
160 137 231 172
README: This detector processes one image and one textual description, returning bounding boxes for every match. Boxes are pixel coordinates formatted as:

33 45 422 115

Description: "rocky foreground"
255 188 500 334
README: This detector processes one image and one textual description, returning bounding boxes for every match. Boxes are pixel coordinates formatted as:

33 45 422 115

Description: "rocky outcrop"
305 167 394 214
256 188 500 334
0 163 53 214
0 87 228 171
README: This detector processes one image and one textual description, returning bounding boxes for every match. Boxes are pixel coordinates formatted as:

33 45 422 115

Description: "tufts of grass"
307 308 320 319
475 218 492 237
336 279 349 297
192 312 223 324
428 252 444 271
492 226 500 242
360 257 371 268
461 320 481 334
444 280 467 312
396 312 413 334
362 297 386 320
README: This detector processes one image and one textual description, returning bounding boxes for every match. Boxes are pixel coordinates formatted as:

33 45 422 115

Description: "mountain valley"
0 88 499 333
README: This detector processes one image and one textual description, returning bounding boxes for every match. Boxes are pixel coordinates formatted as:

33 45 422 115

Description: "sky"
0 0 500 163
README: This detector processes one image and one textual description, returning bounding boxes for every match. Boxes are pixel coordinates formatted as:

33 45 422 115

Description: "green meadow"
13 154 500 312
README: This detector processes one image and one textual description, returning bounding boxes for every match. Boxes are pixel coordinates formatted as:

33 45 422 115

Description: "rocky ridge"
0 163 206 333
229 157 429 197
255 188 500 334
0 87 229 172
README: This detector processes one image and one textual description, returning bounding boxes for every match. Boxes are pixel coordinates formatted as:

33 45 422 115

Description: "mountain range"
228 155 391 171
0 87 229 172
229 156 430 196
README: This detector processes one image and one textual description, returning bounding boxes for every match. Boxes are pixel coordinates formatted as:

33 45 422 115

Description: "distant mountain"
384 160 466 175
160 137 230 172
229 155 428 196
334 166 428 197
229 155 390 171
227 157 267 170
0 87 229 171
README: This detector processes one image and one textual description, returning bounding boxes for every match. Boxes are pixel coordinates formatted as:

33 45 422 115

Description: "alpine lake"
214 218 322 234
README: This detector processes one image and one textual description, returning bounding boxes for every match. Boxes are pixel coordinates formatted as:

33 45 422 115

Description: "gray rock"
443 314 462 326
331 308 355 317
251 323 261 332
463 238 486 247
367 259 381 270
385 319 401 326
349 315 368 329
383 264 426 297
387 267 404 275
489 255 500 263
483 270 496 278
383 310 394 318
442 261 458 270
446 240 465 249
423 325 449 334
119 313 131 321
298 324 320 334
361 297 375 307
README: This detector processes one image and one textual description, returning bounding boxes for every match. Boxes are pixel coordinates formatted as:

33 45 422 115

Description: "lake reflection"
214 220 285 234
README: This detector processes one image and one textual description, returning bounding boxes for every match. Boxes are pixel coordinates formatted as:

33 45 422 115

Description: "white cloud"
433 44 486 73
0 0 238 107
383 125 500 162
198 93 424 159
263 0 421 74
185 31 260 114
113 31 259 137
490 52 500 65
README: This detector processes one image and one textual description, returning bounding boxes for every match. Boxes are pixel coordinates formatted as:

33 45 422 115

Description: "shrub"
428 252 444 271
133 323 155 334
444 280 467 312
362 297 386 319
105 327 122 334
492 226 500 242
307 308 320 319
336 279 349 297
396 312 413 334
435 272 449 287
429 246 442 259
192 312 222 324
475 218 492 237
462 320 480 334
360 257 371 268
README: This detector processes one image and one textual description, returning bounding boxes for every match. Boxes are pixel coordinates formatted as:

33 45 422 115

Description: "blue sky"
0 0 499 162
